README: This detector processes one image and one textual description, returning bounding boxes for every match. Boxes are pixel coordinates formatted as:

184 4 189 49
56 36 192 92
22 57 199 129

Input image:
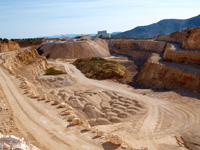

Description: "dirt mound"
37 37 110 59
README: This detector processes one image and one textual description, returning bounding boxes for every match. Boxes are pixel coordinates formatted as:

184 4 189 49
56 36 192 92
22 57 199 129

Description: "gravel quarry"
0 33 200 150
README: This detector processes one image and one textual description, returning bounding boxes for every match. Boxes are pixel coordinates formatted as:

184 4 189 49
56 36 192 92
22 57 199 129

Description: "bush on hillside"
45 67 66 75
73 57 126 79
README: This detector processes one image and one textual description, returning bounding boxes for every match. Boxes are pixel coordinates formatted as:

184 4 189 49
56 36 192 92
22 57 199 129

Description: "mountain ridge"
114 14 200 38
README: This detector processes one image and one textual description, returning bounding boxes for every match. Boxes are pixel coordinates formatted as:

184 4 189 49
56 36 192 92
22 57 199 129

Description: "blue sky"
0 0 200 39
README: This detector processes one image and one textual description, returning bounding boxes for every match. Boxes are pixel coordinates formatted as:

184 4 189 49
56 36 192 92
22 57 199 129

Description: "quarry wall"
108 39 168 53
163 48 200 65
112 49 152 61
137 54 200 92
156 30 188 44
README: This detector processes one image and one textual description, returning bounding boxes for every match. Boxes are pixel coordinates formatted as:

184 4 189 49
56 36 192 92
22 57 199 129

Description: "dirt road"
0 65 103 150
52 60 200 150
0 57 199 150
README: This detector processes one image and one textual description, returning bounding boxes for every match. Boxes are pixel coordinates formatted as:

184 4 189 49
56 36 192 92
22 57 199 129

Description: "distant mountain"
111 32 122 36
39 32 122 39
114 14 200 38
40 34 96 39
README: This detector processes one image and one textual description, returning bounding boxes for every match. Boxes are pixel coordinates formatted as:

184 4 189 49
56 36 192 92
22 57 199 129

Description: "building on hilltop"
96 30 110 38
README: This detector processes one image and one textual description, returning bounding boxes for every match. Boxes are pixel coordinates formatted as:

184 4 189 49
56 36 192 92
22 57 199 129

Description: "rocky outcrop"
156 27 200 50
182 27 200 50
137 53 200 92
1 49 47 78
156 29 188 44
0 41 20 52
37 37 110 59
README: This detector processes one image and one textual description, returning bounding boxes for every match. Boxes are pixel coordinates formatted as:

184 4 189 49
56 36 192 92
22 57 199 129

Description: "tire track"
0 67 101 150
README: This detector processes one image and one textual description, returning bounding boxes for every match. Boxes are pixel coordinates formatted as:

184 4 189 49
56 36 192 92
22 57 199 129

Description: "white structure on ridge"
96 30 110 38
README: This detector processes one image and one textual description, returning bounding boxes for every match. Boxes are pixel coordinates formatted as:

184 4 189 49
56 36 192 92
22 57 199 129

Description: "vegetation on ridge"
45 67 66 75
73 57 126 79
11 38 43 47
0 38 9 43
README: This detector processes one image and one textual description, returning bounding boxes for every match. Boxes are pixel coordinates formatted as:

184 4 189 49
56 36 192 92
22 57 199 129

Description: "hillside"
114 14 200 38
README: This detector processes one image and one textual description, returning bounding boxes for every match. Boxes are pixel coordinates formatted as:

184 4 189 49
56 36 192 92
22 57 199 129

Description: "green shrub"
2 38 8 43
45 67 65 75
73 57 126 79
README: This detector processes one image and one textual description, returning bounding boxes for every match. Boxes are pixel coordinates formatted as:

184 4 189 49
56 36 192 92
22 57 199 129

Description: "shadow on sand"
101 142 120 150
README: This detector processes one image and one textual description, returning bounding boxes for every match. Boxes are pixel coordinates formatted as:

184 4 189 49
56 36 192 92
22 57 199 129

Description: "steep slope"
114 14 200 38
0 41 20 52
1 48 47 80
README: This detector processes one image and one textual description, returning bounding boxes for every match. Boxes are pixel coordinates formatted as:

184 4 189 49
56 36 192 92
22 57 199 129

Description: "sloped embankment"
37 37 110 59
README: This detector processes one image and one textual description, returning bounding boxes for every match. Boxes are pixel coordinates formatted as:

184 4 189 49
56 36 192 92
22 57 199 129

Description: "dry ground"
0 58 200 150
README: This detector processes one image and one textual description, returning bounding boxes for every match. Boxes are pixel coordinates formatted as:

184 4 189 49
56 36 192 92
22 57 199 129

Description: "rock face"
156 27 200 50
107 39 170 62
108 39 168 53
137 54 200 92
182 27 200 50
156 29 188 44
1 49 47 78
0 41 20 52
163 47 200 65
37 37 110 59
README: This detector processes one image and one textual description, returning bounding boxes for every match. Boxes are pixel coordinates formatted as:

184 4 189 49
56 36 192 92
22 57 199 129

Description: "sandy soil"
0 57 200 150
